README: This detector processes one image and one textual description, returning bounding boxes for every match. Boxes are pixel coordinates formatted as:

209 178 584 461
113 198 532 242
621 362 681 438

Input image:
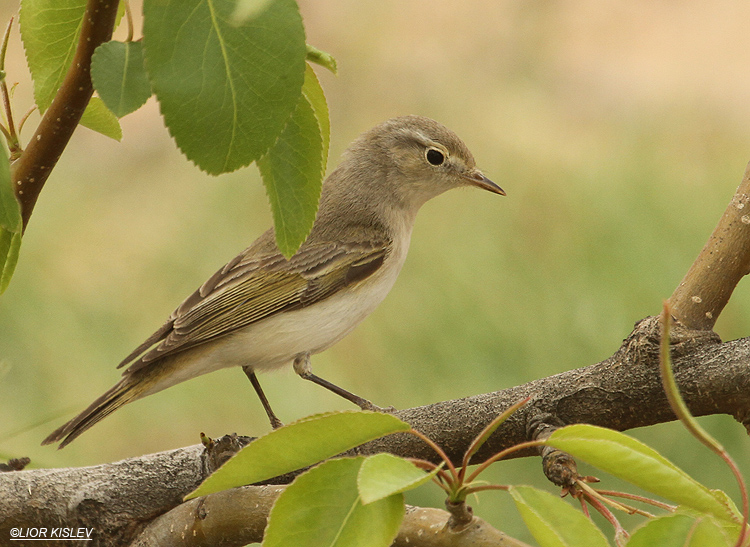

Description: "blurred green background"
2 0 750 542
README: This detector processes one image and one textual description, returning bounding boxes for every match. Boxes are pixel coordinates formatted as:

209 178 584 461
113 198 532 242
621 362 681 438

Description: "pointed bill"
464 169 505 195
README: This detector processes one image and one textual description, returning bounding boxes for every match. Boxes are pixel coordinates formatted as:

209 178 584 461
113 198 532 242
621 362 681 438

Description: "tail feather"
42 377 140 449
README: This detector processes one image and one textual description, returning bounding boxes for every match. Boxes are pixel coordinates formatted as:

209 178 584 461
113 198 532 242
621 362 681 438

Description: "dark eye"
425 148 445 166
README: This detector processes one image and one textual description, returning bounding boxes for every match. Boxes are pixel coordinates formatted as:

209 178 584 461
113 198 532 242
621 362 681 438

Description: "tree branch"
2 324 748 545
129 486 531 547
352 317 744 466
668 162 750 330
10 0 120 231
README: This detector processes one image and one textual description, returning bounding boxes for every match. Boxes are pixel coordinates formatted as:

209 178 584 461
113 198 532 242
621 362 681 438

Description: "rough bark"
2 319 748 545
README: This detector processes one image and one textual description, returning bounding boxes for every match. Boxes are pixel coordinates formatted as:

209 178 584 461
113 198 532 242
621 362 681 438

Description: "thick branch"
352 317 741 465
668 162 750 330
0 446 205 545
10 0 119 231
129 486 529 547
2 325 748 545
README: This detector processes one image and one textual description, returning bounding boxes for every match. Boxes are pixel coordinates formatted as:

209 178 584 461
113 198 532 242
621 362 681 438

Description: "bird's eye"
425 148 445 166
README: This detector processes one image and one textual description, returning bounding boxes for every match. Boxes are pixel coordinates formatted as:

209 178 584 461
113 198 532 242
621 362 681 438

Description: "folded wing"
118 241 389 373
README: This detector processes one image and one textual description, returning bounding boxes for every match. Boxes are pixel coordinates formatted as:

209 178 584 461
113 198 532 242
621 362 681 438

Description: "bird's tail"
42 374 144 449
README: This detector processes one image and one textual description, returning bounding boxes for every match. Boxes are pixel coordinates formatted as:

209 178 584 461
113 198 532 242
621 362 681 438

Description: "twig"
0 121 10 143
668 162 750 330
660 303 749 546
0 16 19 154
10 0 120 231
123 0 134 42
16 107 37 137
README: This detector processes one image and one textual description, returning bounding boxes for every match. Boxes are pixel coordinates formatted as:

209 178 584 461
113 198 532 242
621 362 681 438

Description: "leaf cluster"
0 0 335 295
184 313 750 546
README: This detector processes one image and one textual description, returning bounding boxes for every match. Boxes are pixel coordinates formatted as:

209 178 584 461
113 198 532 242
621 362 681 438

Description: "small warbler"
44 115 504 448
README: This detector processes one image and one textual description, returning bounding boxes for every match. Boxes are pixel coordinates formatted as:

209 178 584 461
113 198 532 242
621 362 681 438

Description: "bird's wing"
118 241 389 373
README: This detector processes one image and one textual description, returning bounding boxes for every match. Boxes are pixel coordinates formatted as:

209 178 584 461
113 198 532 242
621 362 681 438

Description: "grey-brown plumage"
43 116 504 448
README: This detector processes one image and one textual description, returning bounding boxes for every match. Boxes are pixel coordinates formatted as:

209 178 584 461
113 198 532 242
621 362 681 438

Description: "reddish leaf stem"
408 428 460 483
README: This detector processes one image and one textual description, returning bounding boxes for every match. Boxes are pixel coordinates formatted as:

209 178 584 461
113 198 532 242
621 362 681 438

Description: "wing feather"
119 241 389 373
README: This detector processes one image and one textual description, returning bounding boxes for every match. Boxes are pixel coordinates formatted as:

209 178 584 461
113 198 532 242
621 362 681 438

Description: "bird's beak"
463 169 506 196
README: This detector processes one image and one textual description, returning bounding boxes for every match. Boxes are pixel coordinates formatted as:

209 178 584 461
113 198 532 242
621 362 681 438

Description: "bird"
43 115 505 448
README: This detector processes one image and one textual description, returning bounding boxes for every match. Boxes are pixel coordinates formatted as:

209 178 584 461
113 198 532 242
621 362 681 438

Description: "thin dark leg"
242 366 284 429
292 355 393 412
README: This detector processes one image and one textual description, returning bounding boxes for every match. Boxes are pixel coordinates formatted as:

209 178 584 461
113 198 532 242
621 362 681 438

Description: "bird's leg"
242 366 284 429
292 354 394 413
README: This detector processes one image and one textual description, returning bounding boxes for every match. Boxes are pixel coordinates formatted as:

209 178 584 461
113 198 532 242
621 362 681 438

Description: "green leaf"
509 485 610 547
142 0 307 175
0 230 21 295
358 453 439 505
20 0 125 139
710 490 742 522
79 97 122 141
263 457 405 547
91 40 152 117
0 146 20 230
627 514 698 547
628 514 731 547
231 0 275 23
186 411 410 500
546 425 740 523
19 0 124 110
306 44 338 75
258 86 324 257
20 0 88 112
685 517 734 546
0 145 21 295
302 63 330 175
257 62 330 257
